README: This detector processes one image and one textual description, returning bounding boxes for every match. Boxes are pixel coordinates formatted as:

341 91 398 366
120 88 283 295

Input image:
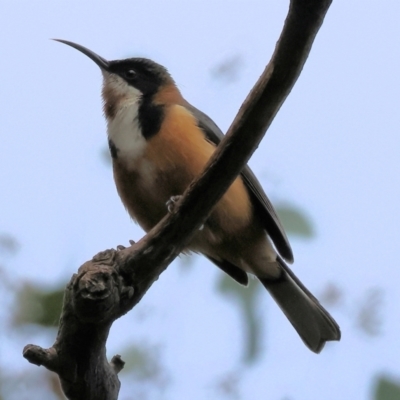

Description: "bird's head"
53 39 177 119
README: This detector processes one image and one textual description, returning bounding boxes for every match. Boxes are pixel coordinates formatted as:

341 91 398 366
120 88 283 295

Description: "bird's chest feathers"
106 101 177 202
107 103 206 190
107 103 252 235
107 101 148 170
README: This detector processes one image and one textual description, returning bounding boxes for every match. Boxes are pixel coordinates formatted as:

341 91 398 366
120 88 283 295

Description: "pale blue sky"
1 1 400 399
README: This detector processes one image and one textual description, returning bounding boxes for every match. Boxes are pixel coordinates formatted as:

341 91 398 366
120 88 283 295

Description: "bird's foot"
166 195 204 230
166 195 182 213
116 240 135 251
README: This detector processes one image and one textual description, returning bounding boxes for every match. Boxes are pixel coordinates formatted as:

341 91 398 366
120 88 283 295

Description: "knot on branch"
70 249 135 323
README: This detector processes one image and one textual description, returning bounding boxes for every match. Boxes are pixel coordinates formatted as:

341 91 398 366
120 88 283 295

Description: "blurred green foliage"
13 283 64 328
275 204 314 238
357 288 383 337
116 343 170 397
0 233 20 256
120 344 162 379
218 275 262 364
374 376 400 400
210 54 244 84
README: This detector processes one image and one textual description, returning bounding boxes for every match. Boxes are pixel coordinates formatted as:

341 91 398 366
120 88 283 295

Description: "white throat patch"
103 73 147 168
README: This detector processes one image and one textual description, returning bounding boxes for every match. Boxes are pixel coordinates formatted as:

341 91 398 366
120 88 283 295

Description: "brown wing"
184 102 294 264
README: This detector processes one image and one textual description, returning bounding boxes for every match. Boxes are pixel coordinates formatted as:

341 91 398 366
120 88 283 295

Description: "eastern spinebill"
55 39 341 353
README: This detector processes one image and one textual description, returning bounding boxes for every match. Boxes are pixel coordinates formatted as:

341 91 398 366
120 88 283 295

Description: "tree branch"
23 1 332 399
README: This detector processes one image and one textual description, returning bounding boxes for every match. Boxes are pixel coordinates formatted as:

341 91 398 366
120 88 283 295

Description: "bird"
55 39 341 353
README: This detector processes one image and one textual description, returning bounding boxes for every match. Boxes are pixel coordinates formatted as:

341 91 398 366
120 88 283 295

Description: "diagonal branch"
23 1 333 399
117 0 333 304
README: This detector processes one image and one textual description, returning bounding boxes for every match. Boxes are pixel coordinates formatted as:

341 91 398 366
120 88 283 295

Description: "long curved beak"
53 39 110 71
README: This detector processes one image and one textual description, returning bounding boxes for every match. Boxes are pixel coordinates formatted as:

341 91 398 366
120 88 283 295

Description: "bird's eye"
125 69 136 79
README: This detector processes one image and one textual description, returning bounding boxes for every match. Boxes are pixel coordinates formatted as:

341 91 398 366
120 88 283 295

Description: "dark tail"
259 257 341 353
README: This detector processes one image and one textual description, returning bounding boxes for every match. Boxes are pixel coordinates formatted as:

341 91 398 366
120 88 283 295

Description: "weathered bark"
23 1 333 398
